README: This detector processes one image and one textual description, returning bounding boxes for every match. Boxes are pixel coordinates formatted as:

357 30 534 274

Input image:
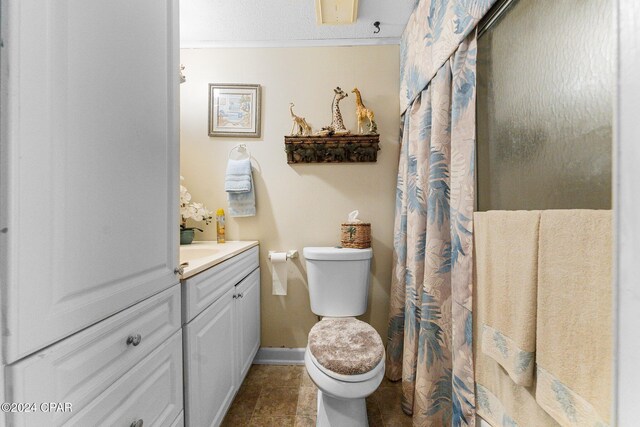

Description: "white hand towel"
227 167 256 217
225 158 252 193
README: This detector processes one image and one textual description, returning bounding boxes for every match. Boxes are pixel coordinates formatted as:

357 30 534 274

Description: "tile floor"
221 364 413 427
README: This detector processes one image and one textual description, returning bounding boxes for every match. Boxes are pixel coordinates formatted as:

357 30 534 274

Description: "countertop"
179 240 259 279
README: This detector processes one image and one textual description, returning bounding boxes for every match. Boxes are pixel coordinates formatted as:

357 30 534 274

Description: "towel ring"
229 144 251 160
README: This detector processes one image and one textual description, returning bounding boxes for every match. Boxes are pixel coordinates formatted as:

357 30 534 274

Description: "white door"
184 286 237 427
0 0 180 363
236 268 261 382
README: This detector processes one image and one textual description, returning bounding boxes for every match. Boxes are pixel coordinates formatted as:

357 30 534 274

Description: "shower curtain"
386 1 496 426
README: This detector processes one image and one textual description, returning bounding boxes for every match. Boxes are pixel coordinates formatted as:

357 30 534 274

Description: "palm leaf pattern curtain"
386 0 497 424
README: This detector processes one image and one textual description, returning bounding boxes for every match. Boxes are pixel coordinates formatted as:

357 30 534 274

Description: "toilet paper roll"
270 252 288 296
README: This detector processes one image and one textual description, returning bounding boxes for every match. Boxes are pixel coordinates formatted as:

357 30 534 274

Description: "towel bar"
229 144 251 160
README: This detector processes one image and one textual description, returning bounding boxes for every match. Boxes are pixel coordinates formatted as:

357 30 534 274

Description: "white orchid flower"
179 178 214 228
180 187 192 203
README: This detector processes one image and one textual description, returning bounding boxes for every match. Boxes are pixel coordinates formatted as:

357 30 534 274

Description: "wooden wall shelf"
284 134 380 164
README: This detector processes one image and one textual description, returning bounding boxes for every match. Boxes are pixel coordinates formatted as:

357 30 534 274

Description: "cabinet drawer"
6 285 181 427
64 330 183 426
182 245 258 323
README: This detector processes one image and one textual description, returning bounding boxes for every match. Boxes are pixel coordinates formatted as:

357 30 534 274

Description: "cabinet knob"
130 420 143 427
238 293 244 299
174 266 185 275
233 294 238 299
126 334 142 347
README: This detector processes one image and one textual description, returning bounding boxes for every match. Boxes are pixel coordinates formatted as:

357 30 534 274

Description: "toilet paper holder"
268 250 298 261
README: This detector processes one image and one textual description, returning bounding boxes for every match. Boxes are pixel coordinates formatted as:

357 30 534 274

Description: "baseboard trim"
253 347 306 365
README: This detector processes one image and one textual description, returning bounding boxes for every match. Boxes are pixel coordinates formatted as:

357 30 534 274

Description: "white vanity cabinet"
182 245 260 427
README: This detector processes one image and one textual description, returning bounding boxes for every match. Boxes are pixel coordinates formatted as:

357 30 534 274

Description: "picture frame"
208 83 262 138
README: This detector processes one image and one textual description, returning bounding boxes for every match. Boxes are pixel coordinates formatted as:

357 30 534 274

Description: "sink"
179 247 219 263
178 241 259 279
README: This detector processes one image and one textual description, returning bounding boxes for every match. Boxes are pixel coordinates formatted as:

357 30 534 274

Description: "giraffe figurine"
352 88 377 134
329 87 350 136
289 103 312 136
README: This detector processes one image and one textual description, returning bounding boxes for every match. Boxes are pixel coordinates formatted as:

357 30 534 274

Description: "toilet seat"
304 348 385 400
309 347 385 383
308 317 384 379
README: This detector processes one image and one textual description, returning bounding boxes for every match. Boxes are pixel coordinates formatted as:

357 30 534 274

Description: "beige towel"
536 210 612 427
474 211 540 387
474 249 559 427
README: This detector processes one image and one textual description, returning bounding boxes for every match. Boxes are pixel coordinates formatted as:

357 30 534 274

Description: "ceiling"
180 0 416 48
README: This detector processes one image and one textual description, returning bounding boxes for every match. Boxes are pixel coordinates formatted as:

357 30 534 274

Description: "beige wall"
180 46 400 348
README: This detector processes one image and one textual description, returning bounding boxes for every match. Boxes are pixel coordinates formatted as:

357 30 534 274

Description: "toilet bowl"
304 316 385 427
303 247 383 426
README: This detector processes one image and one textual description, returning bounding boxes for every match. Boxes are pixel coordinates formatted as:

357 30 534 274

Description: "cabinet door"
236 268 261 383
0 0 180 363
184 286 237 427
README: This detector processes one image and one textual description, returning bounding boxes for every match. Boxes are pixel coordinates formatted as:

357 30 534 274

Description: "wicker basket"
340 223 371 249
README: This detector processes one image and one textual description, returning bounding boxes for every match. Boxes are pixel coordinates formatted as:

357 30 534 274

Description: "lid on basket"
303 247 373 261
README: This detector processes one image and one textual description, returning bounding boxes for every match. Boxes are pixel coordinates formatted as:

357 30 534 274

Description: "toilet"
303 247 385 427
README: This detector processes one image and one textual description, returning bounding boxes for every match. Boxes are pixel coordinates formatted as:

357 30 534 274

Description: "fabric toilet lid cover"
308 317 384 376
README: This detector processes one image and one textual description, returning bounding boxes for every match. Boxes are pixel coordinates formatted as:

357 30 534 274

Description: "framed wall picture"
208 83 262 138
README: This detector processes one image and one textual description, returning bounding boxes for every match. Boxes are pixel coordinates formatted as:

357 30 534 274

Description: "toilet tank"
303 247 373 317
